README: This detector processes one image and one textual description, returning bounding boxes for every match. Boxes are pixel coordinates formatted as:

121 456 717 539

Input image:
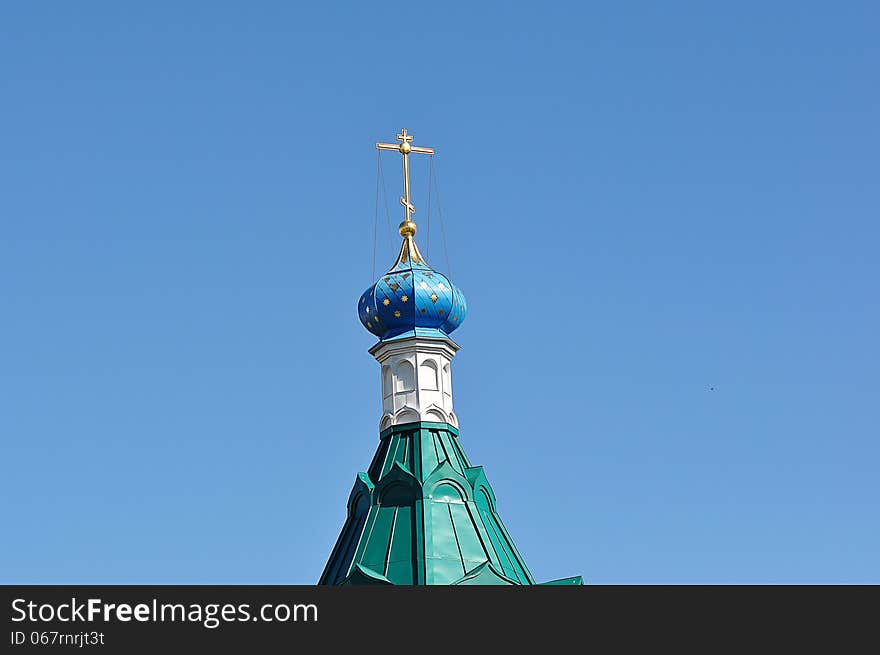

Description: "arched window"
420 359 439 391
382 366 392 398
394 360 415 393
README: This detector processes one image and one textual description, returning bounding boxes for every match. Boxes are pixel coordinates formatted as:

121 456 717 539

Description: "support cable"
430 158 453 277
426 155 434 258
378 152 395 256
372 150 381 280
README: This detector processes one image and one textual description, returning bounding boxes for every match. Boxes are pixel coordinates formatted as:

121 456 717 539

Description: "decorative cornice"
379 420 459 440
369 334 460 359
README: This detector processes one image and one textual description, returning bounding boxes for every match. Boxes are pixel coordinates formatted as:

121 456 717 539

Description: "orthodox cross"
376 128 434 225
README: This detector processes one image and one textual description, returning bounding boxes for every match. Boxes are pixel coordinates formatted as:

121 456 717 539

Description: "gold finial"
399 220 417 238
376 128 435 232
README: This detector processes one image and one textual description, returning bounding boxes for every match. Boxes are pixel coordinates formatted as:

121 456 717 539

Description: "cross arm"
376 142 435 155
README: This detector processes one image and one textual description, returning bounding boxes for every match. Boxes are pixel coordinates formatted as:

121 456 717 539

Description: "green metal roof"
319 421 580 585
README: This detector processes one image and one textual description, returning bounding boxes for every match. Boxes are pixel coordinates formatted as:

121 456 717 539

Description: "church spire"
319 129 582 586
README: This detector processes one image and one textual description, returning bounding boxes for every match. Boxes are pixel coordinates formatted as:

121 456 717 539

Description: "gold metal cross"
376 128 435 228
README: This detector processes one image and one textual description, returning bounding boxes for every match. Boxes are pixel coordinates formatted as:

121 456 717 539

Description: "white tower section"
369 336 460 431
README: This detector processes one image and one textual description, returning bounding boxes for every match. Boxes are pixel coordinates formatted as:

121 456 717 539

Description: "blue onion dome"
358 219 467 341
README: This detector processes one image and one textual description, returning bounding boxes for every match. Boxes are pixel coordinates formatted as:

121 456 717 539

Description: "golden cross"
376 128 435 228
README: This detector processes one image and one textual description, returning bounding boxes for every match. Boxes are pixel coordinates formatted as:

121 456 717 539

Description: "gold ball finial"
399 141 412 154
399 220 417 238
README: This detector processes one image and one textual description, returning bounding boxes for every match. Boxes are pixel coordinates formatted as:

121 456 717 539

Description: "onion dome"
358 219 467 341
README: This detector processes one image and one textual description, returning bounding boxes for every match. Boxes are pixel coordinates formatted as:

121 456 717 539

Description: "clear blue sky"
1 2 877 584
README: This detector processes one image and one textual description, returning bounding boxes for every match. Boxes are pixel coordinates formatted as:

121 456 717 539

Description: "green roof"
319 421 580 585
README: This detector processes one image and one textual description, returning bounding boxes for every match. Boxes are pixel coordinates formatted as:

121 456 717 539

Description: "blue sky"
1 1 877 583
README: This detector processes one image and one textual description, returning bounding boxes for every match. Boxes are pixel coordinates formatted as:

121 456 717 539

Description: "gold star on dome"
420 308 426 314
453 315 458 321
438 309 445 316
401 295 408 302
430 293 438 303
367 322 372 328
383 298 390 306
394 310 401 317
420 281 428 289
365 307 370 314
437 283 446 291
